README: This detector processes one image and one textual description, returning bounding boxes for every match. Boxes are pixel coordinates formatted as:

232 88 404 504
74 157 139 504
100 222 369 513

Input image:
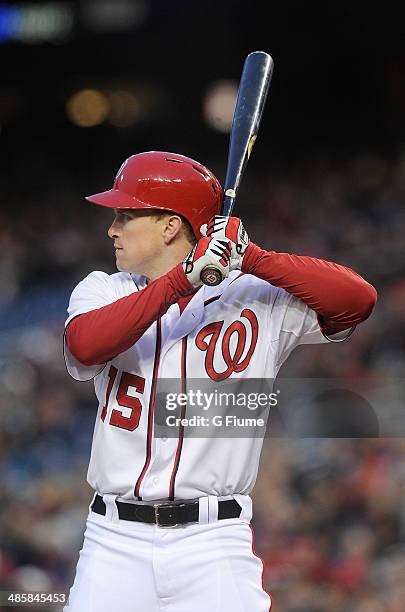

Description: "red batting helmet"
86 151 222 239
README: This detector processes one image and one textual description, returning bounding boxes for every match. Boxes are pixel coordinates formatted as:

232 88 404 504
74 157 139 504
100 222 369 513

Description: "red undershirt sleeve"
241 243 377 336
66 263 194 366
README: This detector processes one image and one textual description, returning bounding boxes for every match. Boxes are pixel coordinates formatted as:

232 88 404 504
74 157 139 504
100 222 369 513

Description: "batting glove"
183 236 233 288
200 215 250 270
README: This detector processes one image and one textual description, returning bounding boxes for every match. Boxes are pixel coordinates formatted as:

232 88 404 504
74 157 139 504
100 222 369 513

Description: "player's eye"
117 212 131 222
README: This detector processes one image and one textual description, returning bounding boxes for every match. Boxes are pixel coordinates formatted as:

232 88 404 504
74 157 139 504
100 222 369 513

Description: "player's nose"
108 220 120 239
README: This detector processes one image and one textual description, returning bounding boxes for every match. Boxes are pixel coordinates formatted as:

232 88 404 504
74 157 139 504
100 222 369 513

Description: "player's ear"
162 214 183 244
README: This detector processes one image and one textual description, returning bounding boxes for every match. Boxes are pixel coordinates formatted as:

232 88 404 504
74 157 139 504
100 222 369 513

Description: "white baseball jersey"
64 270 330 502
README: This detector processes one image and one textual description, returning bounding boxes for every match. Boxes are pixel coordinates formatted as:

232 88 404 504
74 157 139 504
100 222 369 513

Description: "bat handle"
222 193 235 217
200 265 224 286
200 191 236 286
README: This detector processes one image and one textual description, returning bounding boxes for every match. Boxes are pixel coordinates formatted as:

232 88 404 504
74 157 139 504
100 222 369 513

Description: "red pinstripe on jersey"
134 317 162 500
168 335 188 500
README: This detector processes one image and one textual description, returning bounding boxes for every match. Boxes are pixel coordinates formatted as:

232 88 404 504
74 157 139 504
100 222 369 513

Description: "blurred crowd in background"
0 151 405 611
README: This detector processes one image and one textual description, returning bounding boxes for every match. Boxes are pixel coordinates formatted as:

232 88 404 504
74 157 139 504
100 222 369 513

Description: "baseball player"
63 151 377 611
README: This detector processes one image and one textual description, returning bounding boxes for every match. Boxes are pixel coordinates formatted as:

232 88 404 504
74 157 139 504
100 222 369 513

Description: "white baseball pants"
64 493 271 612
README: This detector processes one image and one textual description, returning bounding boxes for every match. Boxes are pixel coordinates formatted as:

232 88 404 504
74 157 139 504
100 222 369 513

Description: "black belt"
91 494 241 528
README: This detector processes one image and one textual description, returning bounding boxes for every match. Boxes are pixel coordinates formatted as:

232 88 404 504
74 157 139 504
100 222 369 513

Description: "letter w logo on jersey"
195 308 259 381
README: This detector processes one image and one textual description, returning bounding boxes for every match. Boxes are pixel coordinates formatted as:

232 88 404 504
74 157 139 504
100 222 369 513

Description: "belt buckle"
154 503 178 528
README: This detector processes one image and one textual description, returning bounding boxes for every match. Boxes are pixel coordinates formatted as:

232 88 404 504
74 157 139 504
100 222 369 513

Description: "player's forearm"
242 243 377 333
66 264 193 366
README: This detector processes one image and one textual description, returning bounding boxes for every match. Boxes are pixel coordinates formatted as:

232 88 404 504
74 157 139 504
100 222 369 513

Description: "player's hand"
200 215 250 270
183 236 233 288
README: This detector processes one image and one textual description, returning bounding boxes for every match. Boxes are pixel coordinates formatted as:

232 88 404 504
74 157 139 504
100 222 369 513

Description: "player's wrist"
240 242 266 273
167 263 195 295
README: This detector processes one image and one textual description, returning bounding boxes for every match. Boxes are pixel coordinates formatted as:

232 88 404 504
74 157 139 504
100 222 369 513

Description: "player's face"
108 209 166 275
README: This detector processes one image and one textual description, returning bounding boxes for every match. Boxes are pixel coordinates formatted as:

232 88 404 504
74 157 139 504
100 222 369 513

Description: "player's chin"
115 254 137 274
115 253 127 272
116 261 130 273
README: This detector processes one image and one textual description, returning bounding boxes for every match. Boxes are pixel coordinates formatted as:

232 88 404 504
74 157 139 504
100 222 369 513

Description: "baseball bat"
200 51 274 287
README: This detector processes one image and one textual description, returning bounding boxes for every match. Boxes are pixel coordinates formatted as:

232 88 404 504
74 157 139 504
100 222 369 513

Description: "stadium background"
1 1 405 610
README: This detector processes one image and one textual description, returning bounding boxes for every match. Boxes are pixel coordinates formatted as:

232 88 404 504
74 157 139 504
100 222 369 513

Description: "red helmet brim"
85 189 153 210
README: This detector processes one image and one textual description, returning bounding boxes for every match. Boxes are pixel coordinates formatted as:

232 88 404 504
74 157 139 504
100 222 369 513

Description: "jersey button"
153 477 159 485
161 437 167 442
